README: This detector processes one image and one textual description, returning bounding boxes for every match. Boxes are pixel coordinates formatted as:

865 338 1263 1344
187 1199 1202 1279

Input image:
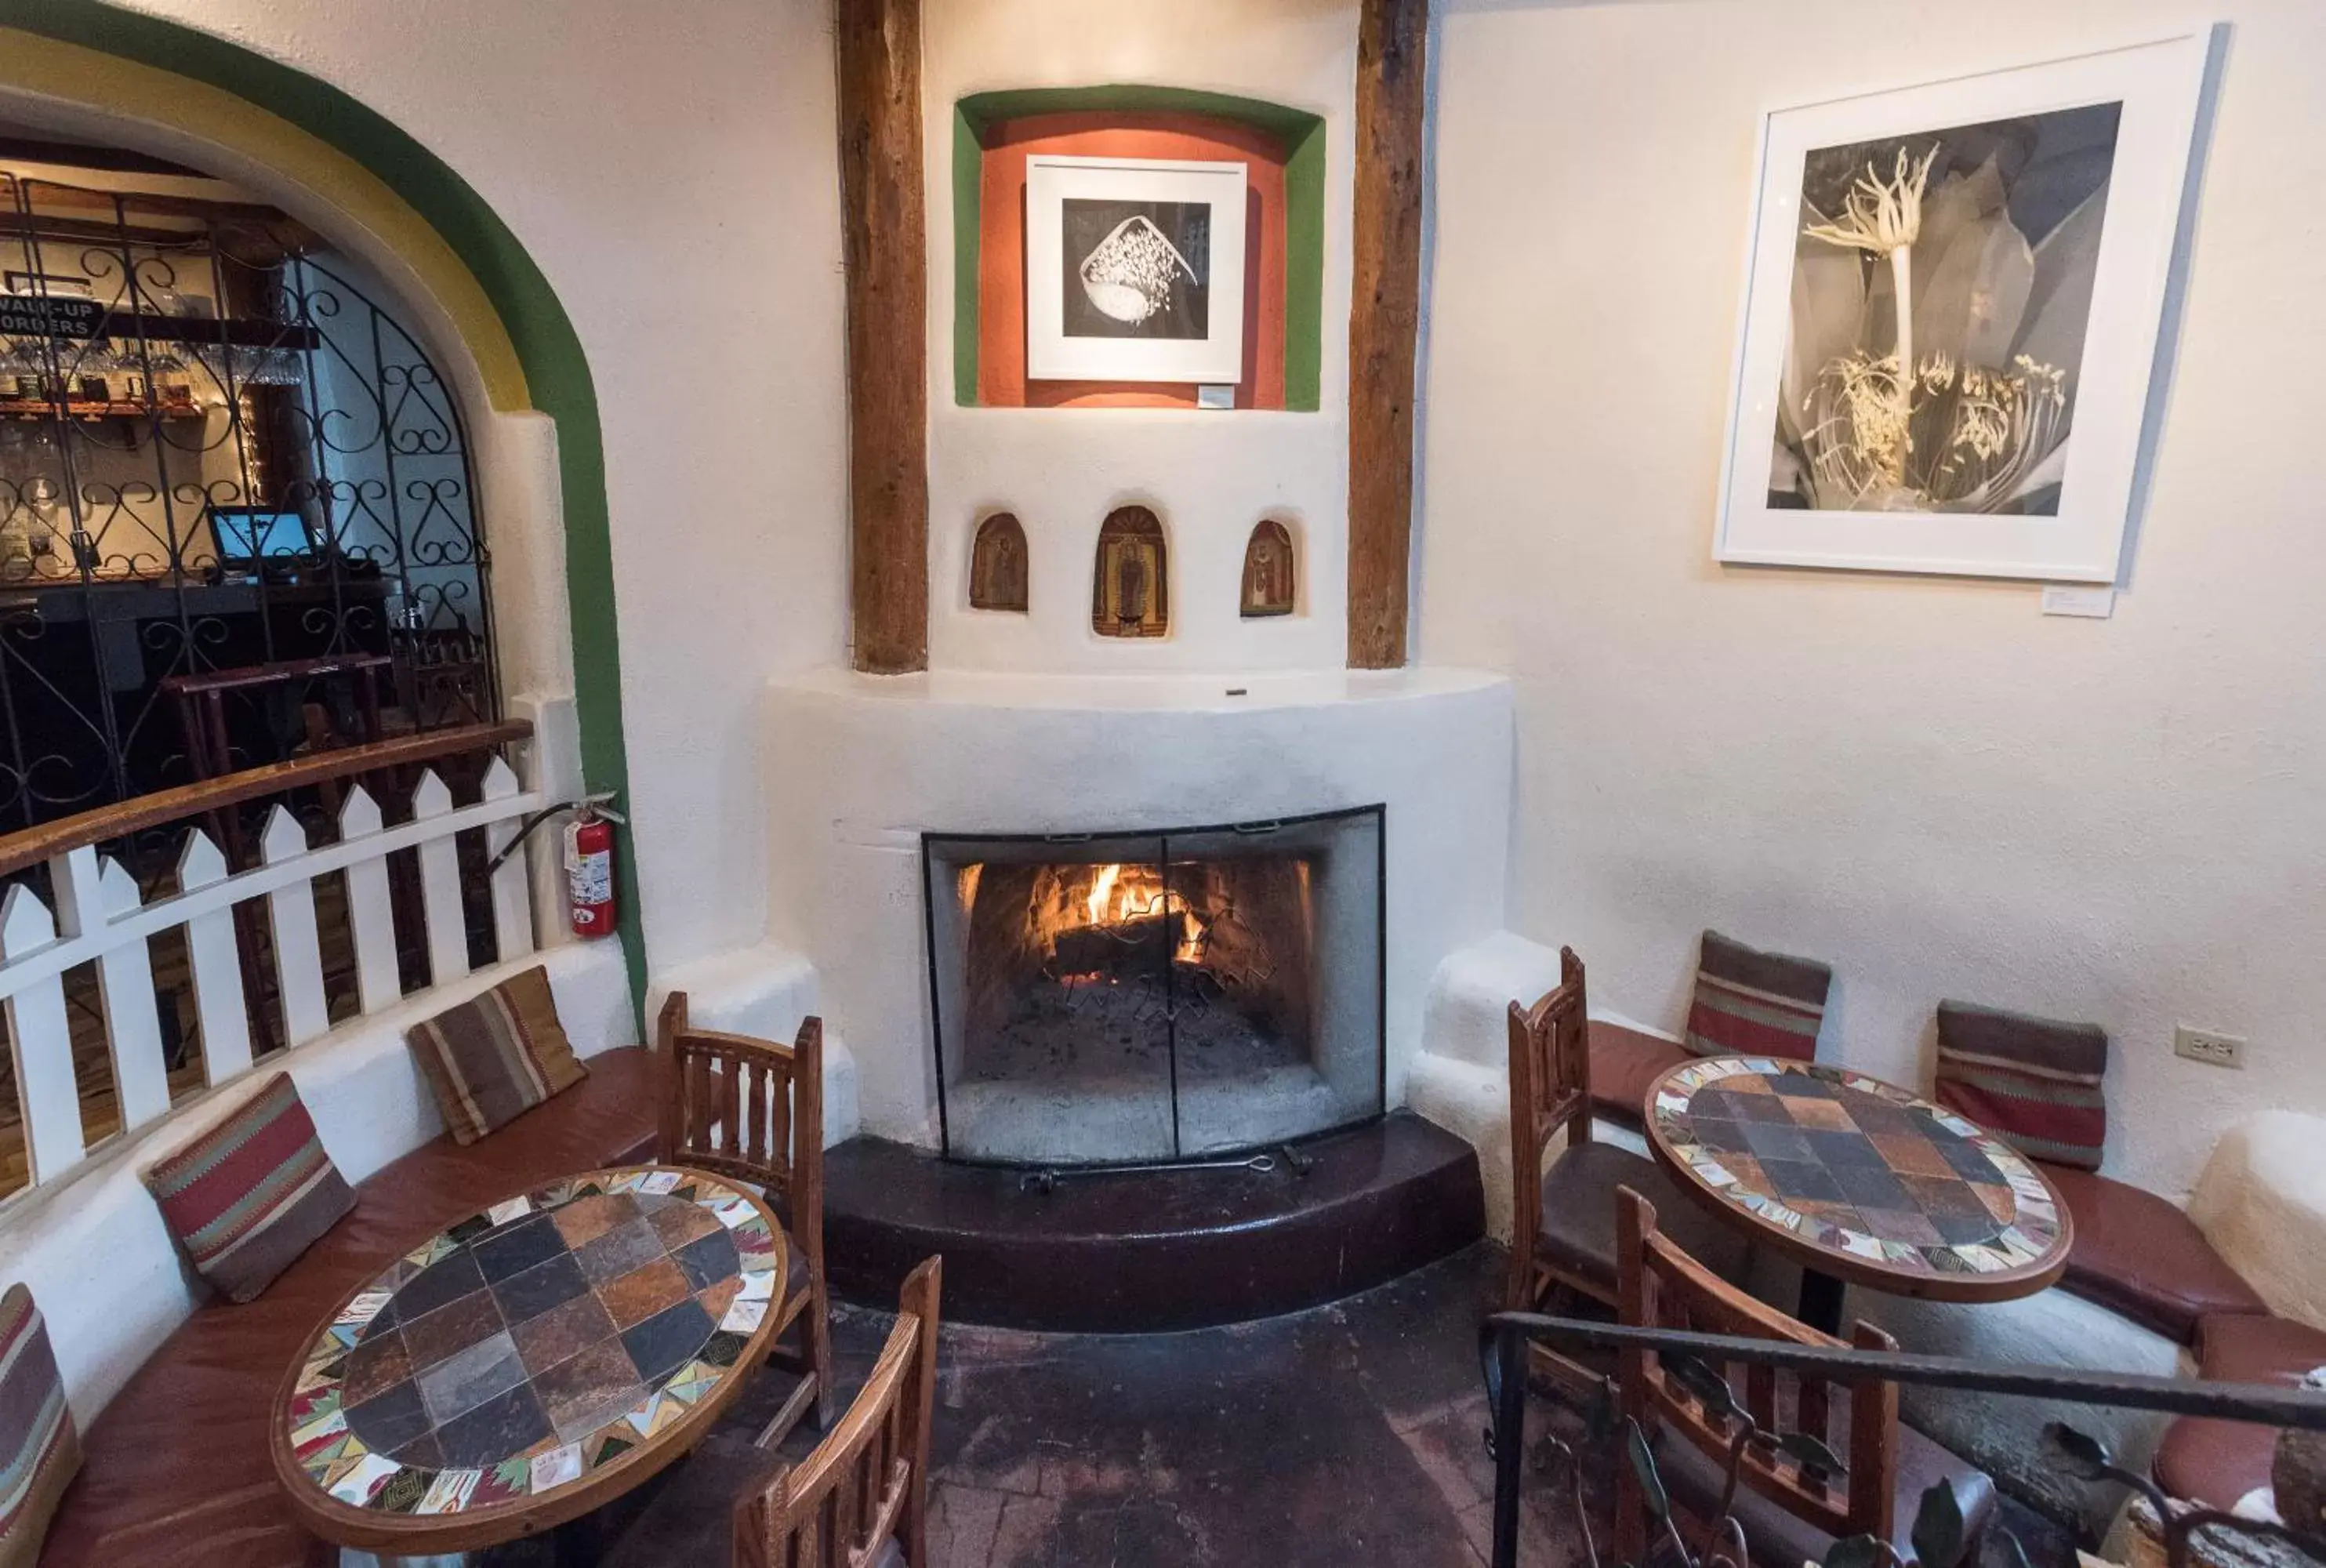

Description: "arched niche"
1091 506 1168 639
968 512 1029 612
1241 519 1297 618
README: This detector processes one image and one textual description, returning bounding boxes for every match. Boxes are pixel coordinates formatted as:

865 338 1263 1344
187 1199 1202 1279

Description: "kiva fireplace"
922 807 1385 1166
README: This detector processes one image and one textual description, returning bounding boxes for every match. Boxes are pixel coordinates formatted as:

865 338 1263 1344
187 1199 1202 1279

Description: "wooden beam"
1347 0 1429 670
836 0 931 674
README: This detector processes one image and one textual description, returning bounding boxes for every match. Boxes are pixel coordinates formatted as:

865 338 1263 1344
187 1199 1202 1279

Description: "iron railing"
1482 1312 2326 1568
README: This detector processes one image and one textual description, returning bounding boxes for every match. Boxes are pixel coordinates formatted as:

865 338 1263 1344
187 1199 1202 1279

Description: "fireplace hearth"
924 808 1384 1165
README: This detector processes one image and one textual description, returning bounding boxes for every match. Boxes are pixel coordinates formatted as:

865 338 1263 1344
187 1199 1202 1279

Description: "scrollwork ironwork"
0 169 499 837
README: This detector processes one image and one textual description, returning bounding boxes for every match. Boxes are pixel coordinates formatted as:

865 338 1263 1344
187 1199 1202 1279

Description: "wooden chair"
1508 948 1751 1375
658 991 834 1446
1613 1187 1994 1568
732 1256 942 1568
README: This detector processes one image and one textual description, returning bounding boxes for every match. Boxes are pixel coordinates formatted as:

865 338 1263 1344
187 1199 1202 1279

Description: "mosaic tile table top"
1646 1056 2071 1294
274 1166 783 1548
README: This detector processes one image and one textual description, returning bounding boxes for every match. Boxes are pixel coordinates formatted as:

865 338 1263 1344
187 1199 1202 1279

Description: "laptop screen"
211 509 309 566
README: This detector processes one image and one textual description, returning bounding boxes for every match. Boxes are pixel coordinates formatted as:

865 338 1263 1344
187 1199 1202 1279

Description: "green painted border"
0 0 647 1014
953 85 1326 412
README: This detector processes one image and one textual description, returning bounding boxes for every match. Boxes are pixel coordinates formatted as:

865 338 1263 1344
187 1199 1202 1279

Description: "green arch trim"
953 85 1327 411
0 0 645 1009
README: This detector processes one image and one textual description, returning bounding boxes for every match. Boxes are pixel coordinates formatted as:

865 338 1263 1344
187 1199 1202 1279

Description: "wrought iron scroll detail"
0 172 498 831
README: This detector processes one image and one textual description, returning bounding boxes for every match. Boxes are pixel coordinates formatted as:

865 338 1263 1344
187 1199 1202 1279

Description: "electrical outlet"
2174 1025 2246 1070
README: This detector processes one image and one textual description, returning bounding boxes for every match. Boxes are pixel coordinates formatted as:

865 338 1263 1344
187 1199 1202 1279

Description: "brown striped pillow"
1933 1000 2108 1171
407 965 586 1145
1683 930 1832 1062
0 1286 78 1568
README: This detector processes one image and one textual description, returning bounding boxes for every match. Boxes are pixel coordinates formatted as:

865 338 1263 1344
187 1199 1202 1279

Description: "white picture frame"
1714 32 2211 582
1025 154 1248 385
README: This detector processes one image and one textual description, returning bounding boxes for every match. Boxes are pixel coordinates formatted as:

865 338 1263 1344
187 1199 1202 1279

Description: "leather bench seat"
42 1045 661 1568
2038 1164 2269 1345
1587 1021 1691 1128
2152 1312 2326 1512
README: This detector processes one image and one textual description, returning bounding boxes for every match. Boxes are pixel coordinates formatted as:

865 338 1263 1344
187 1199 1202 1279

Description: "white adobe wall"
100 0 854 978
922 0 1359 674
1421 0 2326 1197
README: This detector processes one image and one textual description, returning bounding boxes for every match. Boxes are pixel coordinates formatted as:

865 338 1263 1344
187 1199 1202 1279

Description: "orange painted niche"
978 111 1288 410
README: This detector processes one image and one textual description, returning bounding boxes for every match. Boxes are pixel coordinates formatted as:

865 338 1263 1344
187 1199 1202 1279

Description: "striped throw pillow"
407 965 586 1145
0 1287 78 1568
1934 1000 2108 1171
143 1073 356 1304
1684 930 1832 1062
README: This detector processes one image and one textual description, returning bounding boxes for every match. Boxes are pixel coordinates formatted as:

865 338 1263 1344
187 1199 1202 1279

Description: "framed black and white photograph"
1025 154 1247 384
1715 33 2210 581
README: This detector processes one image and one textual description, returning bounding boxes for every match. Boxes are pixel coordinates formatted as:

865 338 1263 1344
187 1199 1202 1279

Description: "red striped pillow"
1934 1001 2108 1171
0 1285 78 1568
142 1073 355 1304
1683 930 1832 1062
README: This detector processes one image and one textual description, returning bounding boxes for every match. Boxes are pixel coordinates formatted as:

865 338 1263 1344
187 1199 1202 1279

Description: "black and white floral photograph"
1715 35 2210 580
1772 104 2121 517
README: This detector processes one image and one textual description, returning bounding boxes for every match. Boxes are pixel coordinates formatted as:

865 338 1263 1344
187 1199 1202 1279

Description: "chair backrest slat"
1614 1187 1898 1562
657 993 824 1246
735 1256 942 1568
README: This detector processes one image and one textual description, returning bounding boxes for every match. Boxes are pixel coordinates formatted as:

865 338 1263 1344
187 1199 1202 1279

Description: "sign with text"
0 296 106 339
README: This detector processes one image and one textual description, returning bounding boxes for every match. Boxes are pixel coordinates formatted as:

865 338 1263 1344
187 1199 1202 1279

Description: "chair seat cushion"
42 1047 662 1568
2153 1312 2326 1511
1658 1418 1996 1568
1540 1139 1751 1292
1588 1022 1691 1128
2041 1164 2267 1343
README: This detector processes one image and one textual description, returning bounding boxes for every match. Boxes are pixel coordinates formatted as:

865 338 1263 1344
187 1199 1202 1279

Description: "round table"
1644 1055 2073 1334
270 1164 787 1558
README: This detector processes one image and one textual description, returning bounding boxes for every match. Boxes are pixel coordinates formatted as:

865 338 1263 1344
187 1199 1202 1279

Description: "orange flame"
1032 862 1207 965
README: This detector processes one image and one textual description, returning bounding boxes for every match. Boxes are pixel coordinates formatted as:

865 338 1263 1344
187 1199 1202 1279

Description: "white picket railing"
0 753 543 1195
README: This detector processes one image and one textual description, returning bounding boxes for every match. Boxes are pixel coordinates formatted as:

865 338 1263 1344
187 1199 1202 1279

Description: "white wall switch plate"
2174 1025 2246 1069
2041 584 2117 618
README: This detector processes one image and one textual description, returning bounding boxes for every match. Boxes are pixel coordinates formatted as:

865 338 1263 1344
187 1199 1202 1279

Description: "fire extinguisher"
564 795 622 938
482 789 626 938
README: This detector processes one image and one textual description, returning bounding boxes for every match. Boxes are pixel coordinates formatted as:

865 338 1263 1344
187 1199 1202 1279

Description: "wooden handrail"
0 719 532 880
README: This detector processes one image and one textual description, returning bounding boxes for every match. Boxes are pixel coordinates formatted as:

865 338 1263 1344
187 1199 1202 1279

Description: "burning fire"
1047 862 1207 967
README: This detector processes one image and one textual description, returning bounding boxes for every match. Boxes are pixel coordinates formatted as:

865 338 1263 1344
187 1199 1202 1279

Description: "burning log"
1048 910 1177 977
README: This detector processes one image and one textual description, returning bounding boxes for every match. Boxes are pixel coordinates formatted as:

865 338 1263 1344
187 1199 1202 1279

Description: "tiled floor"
481 1242 2075 1568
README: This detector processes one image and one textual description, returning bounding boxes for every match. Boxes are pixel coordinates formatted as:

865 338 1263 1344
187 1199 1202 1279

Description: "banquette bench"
34 996 655 1568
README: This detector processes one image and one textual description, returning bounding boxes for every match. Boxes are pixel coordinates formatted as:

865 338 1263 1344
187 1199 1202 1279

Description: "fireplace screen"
923 808 1384 1166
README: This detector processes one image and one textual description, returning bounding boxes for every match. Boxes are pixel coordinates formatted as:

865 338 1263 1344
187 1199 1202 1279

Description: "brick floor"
484 1241 2073 1568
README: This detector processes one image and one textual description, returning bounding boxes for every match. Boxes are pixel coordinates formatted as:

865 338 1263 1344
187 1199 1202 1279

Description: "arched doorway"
0 154 496 822
0 3 642 994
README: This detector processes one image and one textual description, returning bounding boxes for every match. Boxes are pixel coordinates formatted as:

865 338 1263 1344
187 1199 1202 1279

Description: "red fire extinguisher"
564 795 623 938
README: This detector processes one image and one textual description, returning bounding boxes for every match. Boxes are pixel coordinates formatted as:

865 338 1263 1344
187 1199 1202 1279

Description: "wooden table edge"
268 1163 789 1555
1639 1057 2076 1307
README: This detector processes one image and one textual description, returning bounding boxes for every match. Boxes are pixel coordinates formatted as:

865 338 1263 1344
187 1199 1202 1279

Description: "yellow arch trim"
0 25 532 412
